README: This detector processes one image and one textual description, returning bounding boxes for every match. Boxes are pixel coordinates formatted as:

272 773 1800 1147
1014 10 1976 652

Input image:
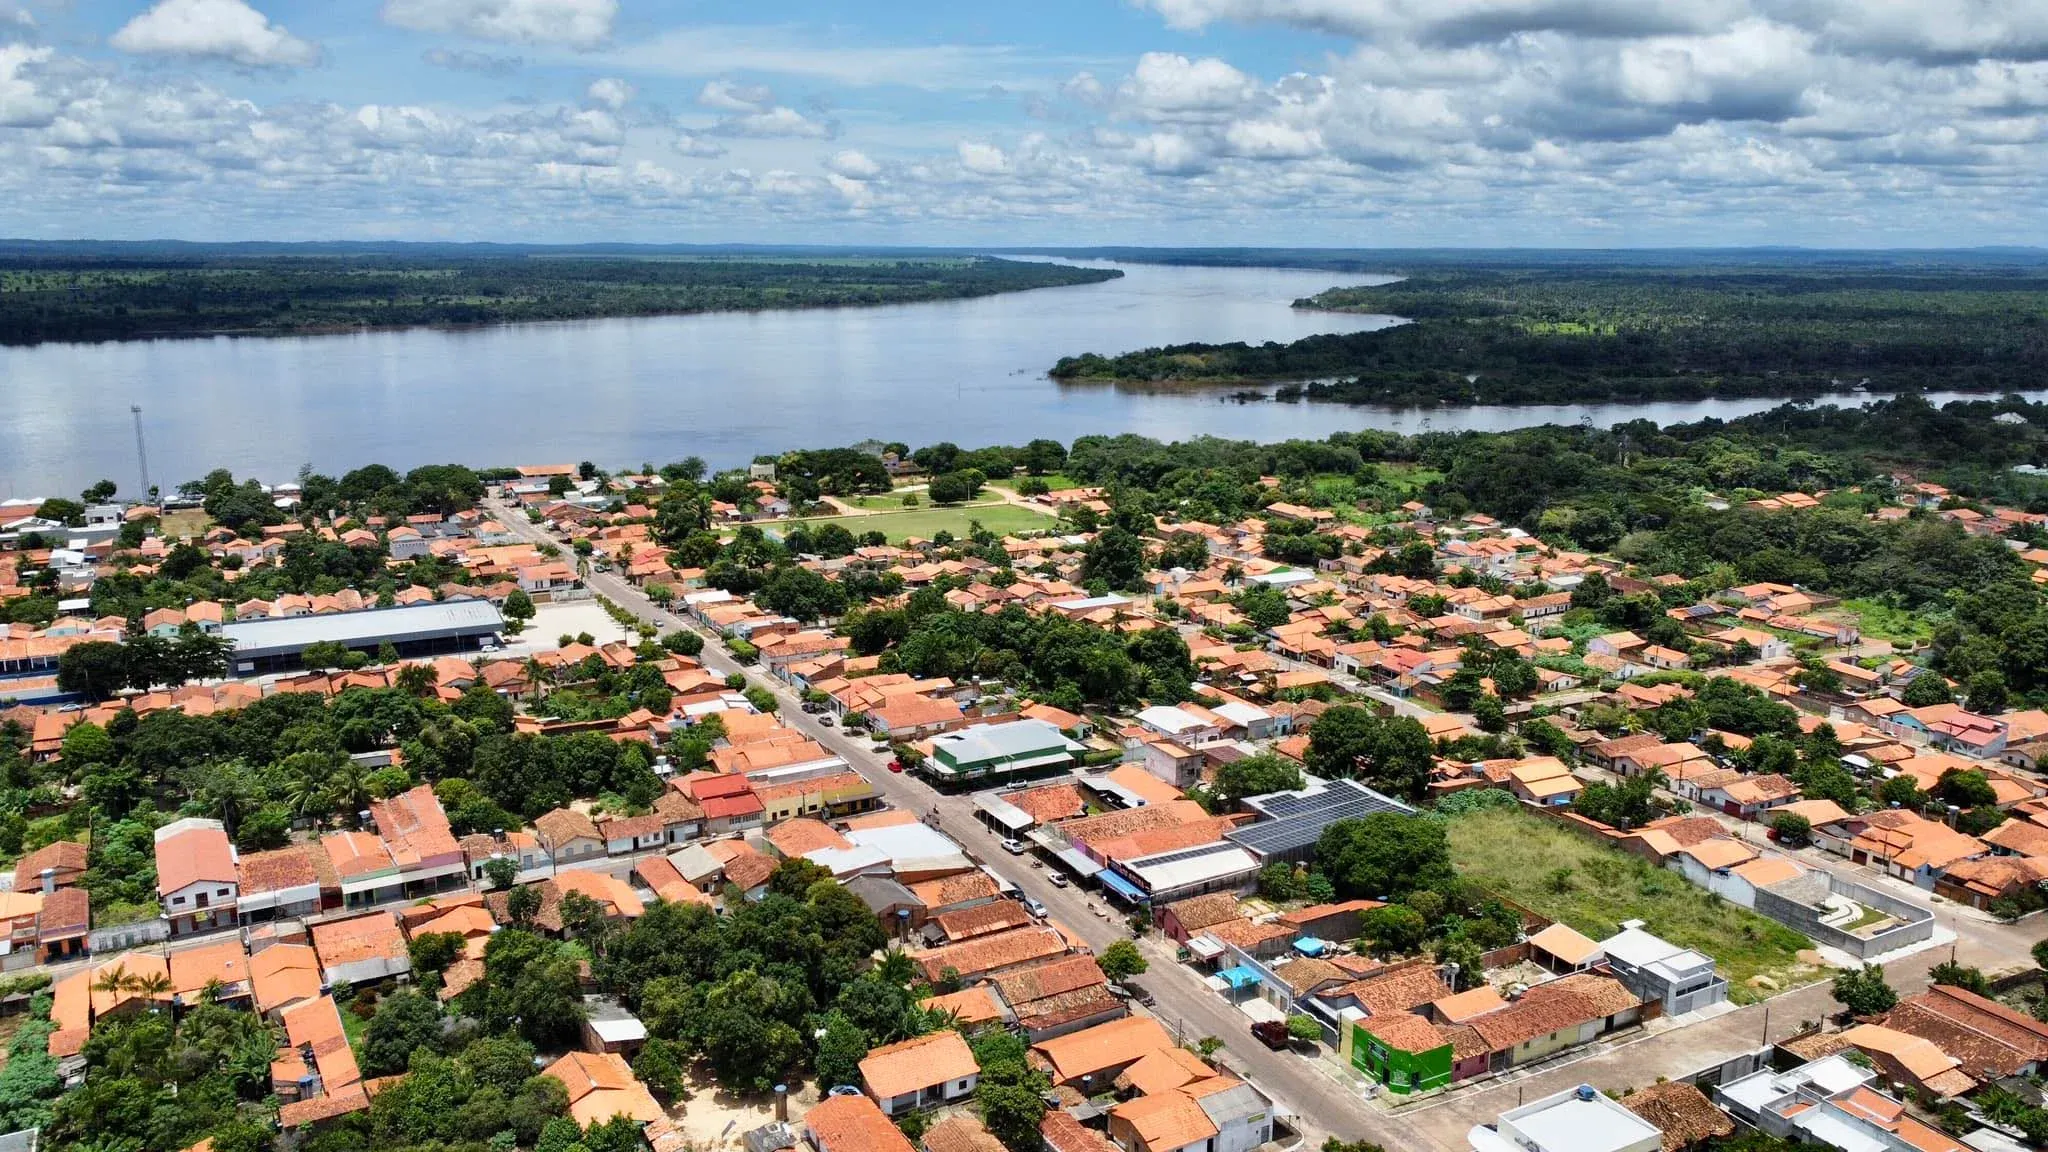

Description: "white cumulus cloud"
111 0 318 68
957 140 1010 174
825 149 881 179
585 77 632 108
381 0 617 49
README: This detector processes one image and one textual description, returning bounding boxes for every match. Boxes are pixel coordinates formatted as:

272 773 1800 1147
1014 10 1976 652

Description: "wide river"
0 259 2010 495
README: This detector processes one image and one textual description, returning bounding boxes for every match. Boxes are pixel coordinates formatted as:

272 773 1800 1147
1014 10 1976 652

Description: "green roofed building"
926 719 1084 784
1346 1012 1453 1095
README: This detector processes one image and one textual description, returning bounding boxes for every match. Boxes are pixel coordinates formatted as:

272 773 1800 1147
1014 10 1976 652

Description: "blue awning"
1218 965 1262 990
1098 869 1149 903
1294 937 1328 956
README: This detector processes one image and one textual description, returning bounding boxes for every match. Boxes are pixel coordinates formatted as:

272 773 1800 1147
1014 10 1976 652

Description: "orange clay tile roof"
1882 985 2048 1078
1620 1081 1736 1152
763 818 850 857
310 910 407 969
923 1114 1007 1152
804 1092 916 1152
156 824 237 895
555 869 646 918
922 985 1006 1026
1118 1046 1214 1096
992 954 1109 1005
1112 1088 1219 1150
1041 1111 1121 1152
12 840 86 884
1331 965 1453 1016
251 943 323 1013
282 995 362 1091
1467 974 1639 1052
1360 1011 1451 1054
932 900 1034 942
907 870 1002 909
170 939 250 998
1057 801 1208 846
1004 783 1089 824
915 926 1069 983
859 1029 980 1099
278 1085 369 1129
368 784 459 866
238 844 322 894
1201 918 1293 951
1163 892 1244 932
543 1050 666 1127
1033 1015 1176 1083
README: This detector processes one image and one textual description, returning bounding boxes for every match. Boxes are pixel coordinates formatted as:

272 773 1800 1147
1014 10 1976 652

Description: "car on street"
1001 838 1027 855
818 715 835 726
888 759 905 773
1023 897 1048 918
1251 1020 1291 1050
1048 872 1069 887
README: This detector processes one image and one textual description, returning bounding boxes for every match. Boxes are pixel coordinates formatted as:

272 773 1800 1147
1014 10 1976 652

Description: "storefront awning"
1049 846 1103 879
973 794 1033 831
1185 934 1226 960
1098 869 1149 903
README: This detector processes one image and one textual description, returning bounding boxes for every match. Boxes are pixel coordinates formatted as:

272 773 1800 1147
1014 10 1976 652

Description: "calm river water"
0 259 2013 496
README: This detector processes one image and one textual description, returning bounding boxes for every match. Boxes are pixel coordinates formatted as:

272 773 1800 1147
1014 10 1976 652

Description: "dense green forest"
1050 267 2048 403
0 254 1118 344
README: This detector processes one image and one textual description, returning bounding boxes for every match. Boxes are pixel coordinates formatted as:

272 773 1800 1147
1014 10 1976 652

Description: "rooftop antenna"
131 405 150 497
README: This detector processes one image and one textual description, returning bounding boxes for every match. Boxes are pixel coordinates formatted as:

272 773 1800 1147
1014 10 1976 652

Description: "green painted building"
1345 1015 1453 1095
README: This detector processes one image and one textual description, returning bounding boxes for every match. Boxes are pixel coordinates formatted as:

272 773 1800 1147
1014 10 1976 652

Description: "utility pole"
131 405 150 497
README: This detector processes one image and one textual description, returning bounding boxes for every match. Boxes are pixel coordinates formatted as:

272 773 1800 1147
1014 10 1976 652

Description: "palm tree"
395 662 439 699
91 962 133 996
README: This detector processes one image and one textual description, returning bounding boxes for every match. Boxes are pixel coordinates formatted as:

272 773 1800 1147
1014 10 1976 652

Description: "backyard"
1445 807 1821 1003
773 503 1058 544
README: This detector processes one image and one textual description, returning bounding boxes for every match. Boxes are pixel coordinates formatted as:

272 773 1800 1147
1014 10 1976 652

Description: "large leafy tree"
1317 813 1454 902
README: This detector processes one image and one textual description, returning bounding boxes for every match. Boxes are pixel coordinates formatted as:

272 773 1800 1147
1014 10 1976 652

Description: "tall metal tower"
131 405 150 497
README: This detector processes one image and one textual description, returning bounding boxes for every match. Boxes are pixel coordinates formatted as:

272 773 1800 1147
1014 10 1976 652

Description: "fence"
1751 873 1933 960
89 917 169 954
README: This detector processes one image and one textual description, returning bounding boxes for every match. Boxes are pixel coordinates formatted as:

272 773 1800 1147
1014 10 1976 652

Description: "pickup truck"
1250 1021 1292 1051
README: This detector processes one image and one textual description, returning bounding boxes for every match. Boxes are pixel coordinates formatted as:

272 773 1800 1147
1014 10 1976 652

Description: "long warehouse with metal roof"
220 601 506 675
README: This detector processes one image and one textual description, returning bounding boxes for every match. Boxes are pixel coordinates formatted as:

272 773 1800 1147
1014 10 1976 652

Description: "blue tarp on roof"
1218 966 1262 990
1294 937 1328 956
1098 869 1149 903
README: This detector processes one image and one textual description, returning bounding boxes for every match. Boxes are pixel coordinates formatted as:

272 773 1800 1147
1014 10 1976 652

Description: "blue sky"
4 0 2047 245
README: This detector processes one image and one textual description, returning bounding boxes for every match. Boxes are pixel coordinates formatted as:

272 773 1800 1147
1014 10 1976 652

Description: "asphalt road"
489 500 1427 1148
499 502 2041 1150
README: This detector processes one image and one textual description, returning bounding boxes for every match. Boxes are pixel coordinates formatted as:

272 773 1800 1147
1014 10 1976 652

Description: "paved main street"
488 499 2048 1151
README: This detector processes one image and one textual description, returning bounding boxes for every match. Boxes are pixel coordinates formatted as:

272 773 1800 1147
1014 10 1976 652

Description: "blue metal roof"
1098 869 1148 902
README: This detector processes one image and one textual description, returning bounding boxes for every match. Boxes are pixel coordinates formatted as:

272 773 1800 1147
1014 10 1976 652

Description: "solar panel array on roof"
1227 779 1416 858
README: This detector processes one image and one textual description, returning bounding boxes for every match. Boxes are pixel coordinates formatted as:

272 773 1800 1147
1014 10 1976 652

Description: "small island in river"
0 243 1120 345
1049 261 2048 406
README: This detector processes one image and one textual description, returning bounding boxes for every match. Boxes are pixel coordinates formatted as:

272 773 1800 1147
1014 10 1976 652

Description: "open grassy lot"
1838 598 1935 647
778 503 1058 544
843 489 1004 510
159 508 212 540
1445 807 1819 1003
989 473 1080 493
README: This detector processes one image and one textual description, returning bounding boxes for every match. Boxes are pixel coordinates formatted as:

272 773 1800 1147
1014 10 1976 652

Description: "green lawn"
844 489 1004 510
1445 807 1819 1003
990 473 1080 493
778 503 1059 543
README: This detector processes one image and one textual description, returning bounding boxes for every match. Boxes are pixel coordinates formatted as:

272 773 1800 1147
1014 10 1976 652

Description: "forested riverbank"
0 252 1119 344
1051 266 2048 405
